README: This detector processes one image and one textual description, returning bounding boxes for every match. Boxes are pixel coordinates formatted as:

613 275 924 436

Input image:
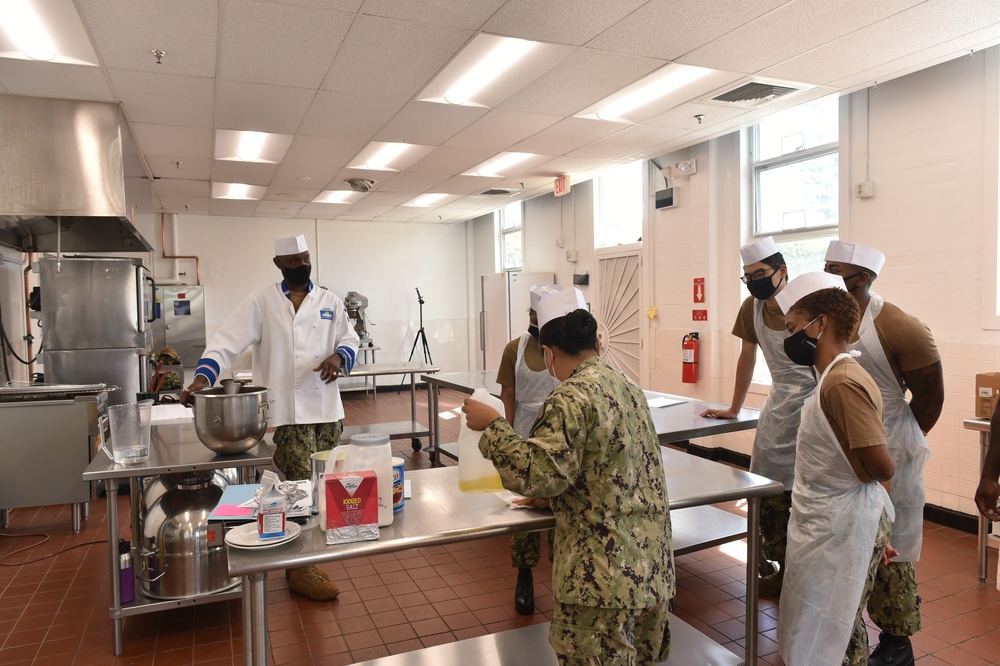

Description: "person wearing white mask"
701 236 816 596
182 234 359 601
824 241 941 666
775 272 896 666
495 284 561 615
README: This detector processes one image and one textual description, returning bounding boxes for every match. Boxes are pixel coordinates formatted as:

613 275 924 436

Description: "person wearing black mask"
182 234 358 602
701 236 815 596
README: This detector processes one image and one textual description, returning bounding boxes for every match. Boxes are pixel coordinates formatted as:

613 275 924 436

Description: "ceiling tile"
528 156 615 177
406 146 498 174
211 161 279 186
152 179 211 199
218 0 354 88
158 196 211 215
372 209 424 221
254 200 306 217
214 80 315 134
321 15 472 99
276 0 363 10
359 0 505 29
444 109 562 153
268 163 341 189
108 68 215 127
0 60 114 101
210 199 259 216
640 102 749 130
375 171 451 193
78 0 218 76
436 175 502 195
375 101 488 145
568 125 689 159
587 0 786 61
510 117 623 155
328 168 400 191
355 191 413 206
499 48 665 117
147 156 212 180
262 185 321 202
482 0 647 46
298 91 405 139
131 123 213 159
296 202 351 219
283 134 368 169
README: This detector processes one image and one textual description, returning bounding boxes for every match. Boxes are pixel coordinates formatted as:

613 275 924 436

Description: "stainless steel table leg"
81 502 89 521
980 431 990 583
1 507 8 529
429 384 440 466
71 503 81 533
244 572 268 666
745 496 761 665
106 477 124 655
410 371 417 423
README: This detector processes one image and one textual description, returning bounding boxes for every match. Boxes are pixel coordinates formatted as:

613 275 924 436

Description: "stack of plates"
224 522 301 550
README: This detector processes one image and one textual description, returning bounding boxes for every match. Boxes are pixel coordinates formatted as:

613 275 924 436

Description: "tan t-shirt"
496 334 546 387
854 300 940 391
819 358 887 483
732 295 786 344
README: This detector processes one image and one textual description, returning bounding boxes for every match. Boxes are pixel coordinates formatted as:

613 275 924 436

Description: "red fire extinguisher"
682 332 699 384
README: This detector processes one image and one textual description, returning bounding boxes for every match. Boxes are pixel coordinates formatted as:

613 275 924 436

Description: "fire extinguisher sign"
692 310 708 321
693 277 705 303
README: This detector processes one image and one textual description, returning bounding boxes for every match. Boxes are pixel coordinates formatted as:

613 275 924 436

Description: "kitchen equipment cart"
82 422 271 655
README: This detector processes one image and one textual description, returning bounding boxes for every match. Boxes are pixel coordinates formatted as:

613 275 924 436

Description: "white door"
481 274 510 369
594 250 643 384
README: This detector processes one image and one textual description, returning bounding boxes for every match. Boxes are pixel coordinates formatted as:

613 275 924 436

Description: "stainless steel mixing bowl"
191 385 269 455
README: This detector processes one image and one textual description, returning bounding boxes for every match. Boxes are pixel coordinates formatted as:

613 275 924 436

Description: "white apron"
512 333 560 438
848 292 930 562
779 353 894 666
749 300 817 489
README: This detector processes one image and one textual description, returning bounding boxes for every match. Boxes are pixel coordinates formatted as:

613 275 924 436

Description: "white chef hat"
740 236 779 265
529 284 562 311
537 287 588 329
825 240 886 275
775 272 848 314
274 234 308 256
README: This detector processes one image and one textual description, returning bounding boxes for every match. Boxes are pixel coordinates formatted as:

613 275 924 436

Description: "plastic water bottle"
119 539 135 604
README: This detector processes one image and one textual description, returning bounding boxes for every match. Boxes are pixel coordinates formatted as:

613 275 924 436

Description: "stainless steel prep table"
963 417 993 582
82 421 272 656
229 448 781 666
339 363 439 450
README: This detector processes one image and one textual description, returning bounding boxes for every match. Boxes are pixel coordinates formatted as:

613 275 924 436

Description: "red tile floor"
1 386 999 664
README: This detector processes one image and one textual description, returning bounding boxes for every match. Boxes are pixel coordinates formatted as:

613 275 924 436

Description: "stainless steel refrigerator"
480 271 554 369
39 257 154 405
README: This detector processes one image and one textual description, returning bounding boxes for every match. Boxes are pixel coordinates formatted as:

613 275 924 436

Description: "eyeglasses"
740 267 775 284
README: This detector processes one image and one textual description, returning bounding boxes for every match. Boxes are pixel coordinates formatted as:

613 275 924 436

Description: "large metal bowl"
191 385 269 455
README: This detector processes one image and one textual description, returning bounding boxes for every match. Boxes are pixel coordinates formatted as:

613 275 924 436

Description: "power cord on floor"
0 531 107 566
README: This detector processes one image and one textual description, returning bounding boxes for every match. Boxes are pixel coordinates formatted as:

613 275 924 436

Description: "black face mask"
747 273 781 300
783 316 822 366
281 264 311 287
528 325 539 339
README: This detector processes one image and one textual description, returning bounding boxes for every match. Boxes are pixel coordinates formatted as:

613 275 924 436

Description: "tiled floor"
2 386 1000 664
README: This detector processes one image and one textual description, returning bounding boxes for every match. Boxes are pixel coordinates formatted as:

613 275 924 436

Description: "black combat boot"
514 567 535 615
868 632 915 666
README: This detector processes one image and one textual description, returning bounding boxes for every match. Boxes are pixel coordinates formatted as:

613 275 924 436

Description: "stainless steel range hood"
0 95 153 253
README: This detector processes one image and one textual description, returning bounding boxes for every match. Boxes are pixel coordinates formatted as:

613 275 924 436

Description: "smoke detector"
345 178 376 192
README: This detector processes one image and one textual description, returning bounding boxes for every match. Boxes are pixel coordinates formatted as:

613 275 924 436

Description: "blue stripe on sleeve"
195 358 220 385
336 346 356 374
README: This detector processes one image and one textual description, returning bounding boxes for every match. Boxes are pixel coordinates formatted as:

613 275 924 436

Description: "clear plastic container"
107 400 152 465
324 433 394 527
458 389 505 493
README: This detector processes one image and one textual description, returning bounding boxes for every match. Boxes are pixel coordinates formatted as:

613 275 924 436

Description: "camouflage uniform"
845 510 892 665
866 562 921 637
273 422 343 481
550 600 671 665
479 356 674 662
511 530 554 568
760 490 793 566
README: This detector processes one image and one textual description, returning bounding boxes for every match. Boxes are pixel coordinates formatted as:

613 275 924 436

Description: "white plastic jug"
323 434 394 527
458 389 505 493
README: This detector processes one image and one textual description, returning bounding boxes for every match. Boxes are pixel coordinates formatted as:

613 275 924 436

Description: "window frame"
497 201 524 272
593 159 646 250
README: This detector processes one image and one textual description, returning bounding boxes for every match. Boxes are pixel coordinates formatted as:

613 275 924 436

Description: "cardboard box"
325 470 379 545
976 373 1000 418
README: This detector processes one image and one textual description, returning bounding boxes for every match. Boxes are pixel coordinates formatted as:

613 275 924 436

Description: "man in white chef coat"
824 240 942 666
183 233 359 601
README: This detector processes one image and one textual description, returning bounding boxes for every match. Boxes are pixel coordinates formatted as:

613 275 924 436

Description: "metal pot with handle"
190 385 270 455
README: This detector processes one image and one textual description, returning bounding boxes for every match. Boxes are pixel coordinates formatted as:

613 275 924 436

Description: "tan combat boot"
288 565 340 601
285 566 331 581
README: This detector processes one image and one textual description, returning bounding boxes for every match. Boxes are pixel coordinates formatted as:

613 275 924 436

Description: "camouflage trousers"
844 510 892 665
866 559 922 637
550 600 671 665
272 422 343 481
760 490 793 567
511 529 555 568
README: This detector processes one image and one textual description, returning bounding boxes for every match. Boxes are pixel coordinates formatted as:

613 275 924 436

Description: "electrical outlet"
855 181 874 198
566 249 578 262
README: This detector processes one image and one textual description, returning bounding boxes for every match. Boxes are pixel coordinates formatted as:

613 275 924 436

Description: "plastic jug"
322 434 394 527
458 389 505 493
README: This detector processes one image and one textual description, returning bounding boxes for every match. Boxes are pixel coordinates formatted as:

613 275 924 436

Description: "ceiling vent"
345 178 376 192
478 187 522 197
702 79 804 109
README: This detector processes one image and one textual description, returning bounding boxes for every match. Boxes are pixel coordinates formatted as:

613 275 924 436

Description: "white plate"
225 521 301 550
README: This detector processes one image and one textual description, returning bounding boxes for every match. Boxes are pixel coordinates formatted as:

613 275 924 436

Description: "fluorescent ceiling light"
212 182 266 200
347 142 434 172
576 64 743 124
0 0 99 65
215 130 294 164
464 152 535 177
417 33 574 108
403 193 451 208
312 190 365 205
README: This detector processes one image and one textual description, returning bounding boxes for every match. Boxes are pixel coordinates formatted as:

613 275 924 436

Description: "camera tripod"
407 288 432 365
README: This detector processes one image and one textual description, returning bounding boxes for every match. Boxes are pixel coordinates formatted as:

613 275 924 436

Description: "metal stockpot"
138 472 238 600
191 385 269 455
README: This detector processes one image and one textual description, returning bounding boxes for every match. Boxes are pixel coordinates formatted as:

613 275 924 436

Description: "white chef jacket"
195 280 360 428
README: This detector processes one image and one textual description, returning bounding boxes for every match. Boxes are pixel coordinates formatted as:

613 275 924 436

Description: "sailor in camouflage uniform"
464 288 674 665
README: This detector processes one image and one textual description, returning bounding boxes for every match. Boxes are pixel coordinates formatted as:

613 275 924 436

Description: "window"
748 95 840 385
497 201 523 271
594 160 644 248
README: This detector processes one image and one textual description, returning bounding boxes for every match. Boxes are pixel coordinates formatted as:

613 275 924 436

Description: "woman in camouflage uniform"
464 288 673 665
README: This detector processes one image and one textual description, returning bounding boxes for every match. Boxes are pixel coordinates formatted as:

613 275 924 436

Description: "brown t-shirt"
495 334 546 387
853 300 940 391
819 358 887 483
732 295 786 344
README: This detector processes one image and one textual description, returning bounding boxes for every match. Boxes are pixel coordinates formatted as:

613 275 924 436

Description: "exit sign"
554 174 570 197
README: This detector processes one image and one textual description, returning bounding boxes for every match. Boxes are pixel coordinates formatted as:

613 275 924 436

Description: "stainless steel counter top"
422 370 501 396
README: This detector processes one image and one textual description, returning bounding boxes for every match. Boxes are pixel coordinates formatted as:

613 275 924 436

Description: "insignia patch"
320 308 334 320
